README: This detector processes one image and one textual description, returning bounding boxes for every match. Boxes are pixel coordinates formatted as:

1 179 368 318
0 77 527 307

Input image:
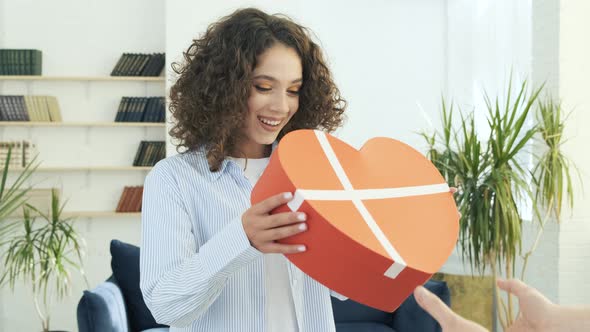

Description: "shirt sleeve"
140 162 262 327
330 289 348 301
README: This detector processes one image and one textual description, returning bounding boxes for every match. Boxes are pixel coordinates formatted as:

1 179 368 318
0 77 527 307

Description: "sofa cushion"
110 239 167 332
391 280 450 332
336 322 395 332
77 280 128 332
331 296 393 326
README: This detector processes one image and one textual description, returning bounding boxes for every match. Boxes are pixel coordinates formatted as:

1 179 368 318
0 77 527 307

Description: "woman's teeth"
259 117 281 126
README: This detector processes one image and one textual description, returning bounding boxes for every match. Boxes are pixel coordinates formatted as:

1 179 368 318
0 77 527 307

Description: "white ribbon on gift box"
286 130 449 279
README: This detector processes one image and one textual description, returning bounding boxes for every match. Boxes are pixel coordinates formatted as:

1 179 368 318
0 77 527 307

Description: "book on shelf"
8 188 56 218
0 140 37 168
114 96 165 122
0 95 61 122
115 186 143 212
0 49 42 76
0 96 28 121
110 53 165 77
132 141 165 167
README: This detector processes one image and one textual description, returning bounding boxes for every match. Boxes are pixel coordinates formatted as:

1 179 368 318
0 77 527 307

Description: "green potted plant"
422 80 578 330
0 150 87 332
520 97 578 279
0 147 38 230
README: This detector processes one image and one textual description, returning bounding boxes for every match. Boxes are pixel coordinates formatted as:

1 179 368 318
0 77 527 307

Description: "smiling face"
235 43 303 158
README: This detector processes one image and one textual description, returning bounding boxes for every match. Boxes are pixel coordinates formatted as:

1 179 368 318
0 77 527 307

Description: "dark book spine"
119 53 134 76
130 97 141 122
32 50 42 76
0 96 8 120
7 96 18 121
126 54 142 76
114 97 126 122
110 54 126 76
134 54 150 76
24 50 31 75
141 54 157 76
132 141 146 166
141 97 153 122
138 97 149 122
0 50 5 75
154 142 166 164
16 96 29 121
141 142 154 166
122 97 135 122
153 53 165 76
157 97 166 122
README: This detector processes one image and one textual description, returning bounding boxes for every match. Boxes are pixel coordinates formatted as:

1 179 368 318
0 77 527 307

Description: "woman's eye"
288 89 300 95
255 85 271 92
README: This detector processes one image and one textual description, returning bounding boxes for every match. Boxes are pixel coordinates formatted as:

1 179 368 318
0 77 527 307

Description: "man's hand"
414 285 488 332
497 279 558 332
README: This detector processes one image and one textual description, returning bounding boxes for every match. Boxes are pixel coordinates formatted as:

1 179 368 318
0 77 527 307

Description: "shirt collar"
201 141 278 182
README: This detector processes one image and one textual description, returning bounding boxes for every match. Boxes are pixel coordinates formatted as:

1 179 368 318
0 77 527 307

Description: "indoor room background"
0 0 588 331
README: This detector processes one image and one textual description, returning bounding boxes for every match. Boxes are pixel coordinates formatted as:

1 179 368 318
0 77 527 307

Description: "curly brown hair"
169 7 346 171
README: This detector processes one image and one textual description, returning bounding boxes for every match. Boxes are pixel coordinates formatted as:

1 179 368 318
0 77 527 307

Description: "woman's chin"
255 132 280 145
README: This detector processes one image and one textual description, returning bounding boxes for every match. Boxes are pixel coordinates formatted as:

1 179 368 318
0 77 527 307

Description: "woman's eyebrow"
253 74 302 84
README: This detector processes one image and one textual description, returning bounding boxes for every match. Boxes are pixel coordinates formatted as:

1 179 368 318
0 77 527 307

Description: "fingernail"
299 223 307 231
283 192 293 200
297 213 306 221
415 286 426 302
298 245 306 252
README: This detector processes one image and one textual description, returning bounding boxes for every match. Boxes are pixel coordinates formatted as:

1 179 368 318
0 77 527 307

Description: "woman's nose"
269 93 290 113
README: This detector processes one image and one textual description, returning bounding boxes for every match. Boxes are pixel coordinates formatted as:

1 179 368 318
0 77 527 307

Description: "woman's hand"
242 192 308 254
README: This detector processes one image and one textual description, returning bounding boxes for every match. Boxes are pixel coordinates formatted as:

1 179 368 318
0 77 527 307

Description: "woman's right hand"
242 192 308 254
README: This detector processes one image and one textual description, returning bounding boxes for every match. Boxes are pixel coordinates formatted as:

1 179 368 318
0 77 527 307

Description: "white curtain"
441 0 533 275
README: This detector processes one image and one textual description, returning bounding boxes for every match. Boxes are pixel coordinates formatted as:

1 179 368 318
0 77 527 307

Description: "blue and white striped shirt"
140 147 340 332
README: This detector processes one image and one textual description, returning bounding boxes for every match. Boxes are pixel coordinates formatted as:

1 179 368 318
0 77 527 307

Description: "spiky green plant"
423 79 544 329
0 189 87 332
520 98 578 281
0 147 39 229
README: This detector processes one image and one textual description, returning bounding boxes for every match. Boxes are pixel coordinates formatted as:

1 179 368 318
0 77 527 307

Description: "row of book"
0 49 42 75
115 97 165 122
0 140 37 168
0 95 62 122
133 141 165 167
110 53 165 77
9 188 56 218
116 186 143 212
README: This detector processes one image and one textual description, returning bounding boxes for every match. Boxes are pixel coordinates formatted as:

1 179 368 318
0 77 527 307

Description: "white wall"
4 0 586 330
528 0 561 304
557 0 590 306
529 0 590 307
166 0 448 152
0 0 165 331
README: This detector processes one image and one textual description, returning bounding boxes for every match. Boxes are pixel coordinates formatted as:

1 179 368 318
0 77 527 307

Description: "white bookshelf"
63 211 141 218
0 1 166 330
1 74 165 218
0 75 164 82
0 121 165 127
7 166 152 172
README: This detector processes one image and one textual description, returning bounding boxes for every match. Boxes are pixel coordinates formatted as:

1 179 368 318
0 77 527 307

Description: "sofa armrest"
77 277 129 332
391 280 451 332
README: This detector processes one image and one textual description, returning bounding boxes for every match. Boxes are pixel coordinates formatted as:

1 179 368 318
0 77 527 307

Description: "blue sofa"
77 240 450 332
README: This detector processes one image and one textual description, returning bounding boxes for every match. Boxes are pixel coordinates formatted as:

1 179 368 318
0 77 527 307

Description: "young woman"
140 8 346 332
